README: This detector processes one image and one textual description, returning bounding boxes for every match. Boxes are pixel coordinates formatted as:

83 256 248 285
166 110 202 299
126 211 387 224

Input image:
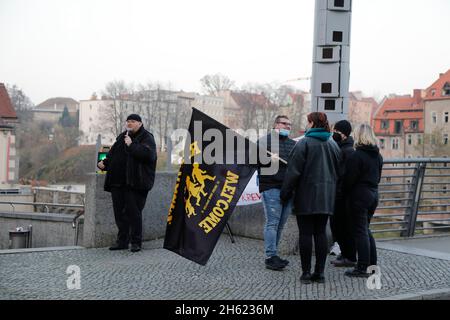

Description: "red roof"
0 83 17 119
424 69 450 100
230 91 274 109
373 90 424 135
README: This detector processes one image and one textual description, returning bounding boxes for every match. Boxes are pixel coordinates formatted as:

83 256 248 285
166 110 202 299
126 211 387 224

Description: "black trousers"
350 188 378 270
296 214 329 274
111 187 148 246
330 198 356 261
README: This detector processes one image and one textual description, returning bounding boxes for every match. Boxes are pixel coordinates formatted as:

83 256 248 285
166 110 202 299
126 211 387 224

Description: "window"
392 138 399 150
411 120 419 130
394 120 403 134
324 99 336 110
432 112 437 124
431 89 436 96
333 31 343 42
408 135 412 146
334 0 345 7
322 48 333 59
381 120 389 130
445 112 449 123
444 134 449 145
89 104 92 110
443 83 450 96
321 83 332 94
418 135 423 145
379 138 385 149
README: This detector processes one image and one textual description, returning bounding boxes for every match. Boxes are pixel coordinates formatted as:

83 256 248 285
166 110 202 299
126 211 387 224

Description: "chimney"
440 73 444 78
413 89 423 103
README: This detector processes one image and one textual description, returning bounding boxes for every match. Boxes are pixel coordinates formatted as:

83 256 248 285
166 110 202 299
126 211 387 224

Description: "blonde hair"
353 124 378 147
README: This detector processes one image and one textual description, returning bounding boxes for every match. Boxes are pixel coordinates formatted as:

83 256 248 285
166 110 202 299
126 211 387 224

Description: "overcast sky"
1 0 449 104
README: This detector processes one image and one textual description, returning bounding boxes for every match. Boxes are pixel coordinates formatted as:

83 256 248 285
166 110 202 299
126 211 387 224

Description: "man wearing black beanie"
330 120 357 267
97 114 157 252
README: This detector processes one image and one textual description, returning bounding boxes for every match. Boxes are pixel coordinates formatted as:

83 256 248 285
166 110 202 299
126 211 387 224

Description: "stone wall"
0 211 83 249
83 172 301 254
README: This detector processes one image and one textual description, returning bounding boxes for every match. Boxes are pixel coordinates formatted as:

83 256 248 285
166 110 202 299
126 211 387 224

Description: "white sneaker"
329 242 341 256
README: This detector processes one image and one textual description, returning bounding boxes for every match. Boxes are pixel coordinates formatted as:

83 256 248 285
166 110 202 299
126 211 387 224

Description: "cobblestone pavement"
1 236 449 300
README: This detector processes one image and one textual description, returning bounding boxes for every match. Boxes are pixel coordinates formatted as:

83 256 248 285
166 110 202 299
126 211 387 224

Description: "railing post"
403 162 426 237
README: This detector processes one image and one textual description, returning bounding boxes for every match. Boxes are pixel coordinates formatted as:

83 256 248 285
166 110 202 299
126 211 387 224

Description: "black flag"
163 108 258 265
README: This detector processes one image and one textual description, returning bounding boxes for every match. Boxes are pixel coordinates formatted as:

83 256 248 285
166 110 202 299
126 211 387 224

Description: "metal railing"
0 201 84 213
0 187 85 246
373 158 450 238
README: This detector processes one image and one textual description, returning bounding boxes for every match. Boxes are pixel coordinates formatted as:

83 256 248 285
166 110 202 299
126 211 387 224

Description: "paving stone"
0 237 449 300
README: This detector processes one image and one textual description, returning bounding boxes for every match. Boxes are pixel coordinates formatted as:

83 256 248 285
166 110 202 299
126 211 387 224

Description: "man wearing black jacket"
97 114 157 252
330 120 357 267
258 116 296 271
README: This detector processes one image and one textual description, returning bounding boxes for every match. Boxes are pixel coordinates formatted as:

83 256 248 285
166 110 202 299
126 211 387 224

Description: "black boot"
109 243 128 251
345 267 369 278
310 272 325 283
300 272 312 284
265 256 285 271
130 243 141 252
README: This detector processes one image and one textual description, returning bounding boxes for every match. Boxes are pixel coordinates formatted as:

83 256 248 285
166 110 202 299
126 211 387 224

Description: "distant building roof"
424 69 450 100
0 83 18 119
373 90 424 134
230 91 274 109
35 97 79 110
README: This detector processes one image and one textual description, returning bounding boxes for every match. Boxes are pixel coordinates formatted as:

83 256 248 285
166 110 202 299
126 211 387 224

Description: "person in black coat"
280 112 341 284
97 114 157 252
330 120 357 267
343 124 383 277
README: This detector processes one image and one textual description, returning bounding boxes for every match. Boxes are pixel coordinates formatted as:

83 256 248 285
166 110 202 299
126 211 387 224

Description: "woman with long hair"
280 112 341 284
343 124 383 277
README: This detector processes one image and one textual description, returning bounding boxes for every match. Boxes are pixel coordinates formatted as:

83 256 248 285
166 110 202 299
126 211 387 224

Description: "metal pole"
166 135 172 171
28 225 33 248
225 223 235 244
402 162 426 237
94 134 102 173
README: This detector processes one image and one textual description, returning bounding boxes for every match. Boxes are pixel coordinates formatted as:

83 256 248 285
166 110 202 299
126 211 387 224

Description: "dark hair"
274 115 290 124
307 112 331 132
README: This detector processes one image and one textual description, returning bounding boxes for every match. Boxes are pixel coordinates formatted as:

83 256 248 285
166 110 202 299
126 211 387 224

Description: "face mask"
279 129 290 137
333 132 342 142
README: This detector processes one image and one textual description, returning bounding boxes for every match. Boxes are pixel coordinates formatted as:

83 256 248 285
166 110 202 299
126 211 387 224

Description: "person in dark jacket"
258 115 296 271
97 114 157 252
330 120 357 267
280 112 341 284
343 124 383 277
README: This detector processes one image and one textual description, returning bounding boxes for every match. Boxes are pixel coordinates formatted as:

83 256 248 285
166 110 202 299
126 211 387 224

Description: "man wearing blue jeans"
258 116 296 271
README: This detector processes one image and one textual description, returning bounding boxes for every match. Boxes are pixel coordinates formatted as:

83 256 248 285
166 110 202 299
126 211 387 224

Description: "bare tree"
200 73 235 96
101 80 135 137
6 84 34 122
240 83 285 132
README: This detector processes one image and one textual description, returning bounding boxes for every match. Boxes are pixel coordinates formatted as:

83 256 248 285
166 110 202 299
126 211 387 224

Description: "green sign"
97 152 107 162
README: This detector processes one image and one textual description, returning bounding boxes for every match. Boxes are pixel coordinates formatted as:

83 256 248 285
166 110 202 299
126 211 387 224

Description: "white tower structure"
311 0 352 124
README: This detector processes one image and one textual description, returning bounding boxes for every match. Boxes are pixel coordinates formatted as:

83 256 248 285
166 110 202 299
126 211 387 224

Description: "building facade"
0 83 18 185
373 90 425 159
423 69 450 157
